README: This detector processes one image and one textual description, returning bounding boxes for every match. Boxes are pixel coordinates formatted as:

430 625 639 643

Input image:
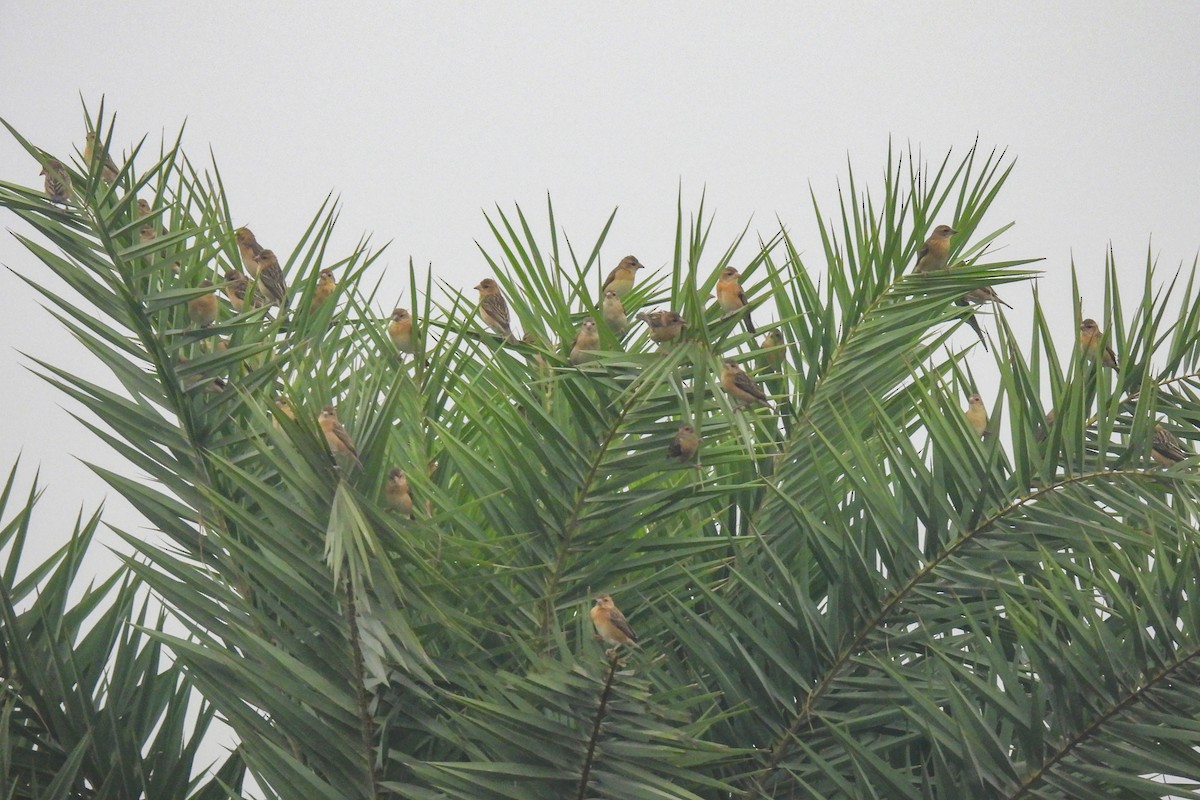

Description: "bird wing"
734 371 768 402
601 267 619 291
482 293 510 329
609 608 638 642
915 242 930 264
259 265 288 304
1154 427 1189 463
955 299 989 352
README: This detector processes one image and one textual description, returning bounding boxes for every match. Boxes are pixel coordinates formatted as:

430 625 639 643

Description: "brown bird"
914 224 958 273
222 269 261 312
83 132 119 183
721 360 771 409
39 159 71 204
187 279 219 328
570 318 600 366
175 356 227 394
636 310 687 346
601 255 645 298
235 227 264 276
136 199 158 243
388 308 415 354
601 290 629 334
965 393 989 438
667 423 700 463
716 267 755 333
962 286 1012 309
474 277 516 342
272 397 297 432
759 330 785 373
1079 318 1117 369
590 594 639 653
1151 424 1190 467
318 405 361 466
311 269 337 313
384 467 415 516
252 249 288 306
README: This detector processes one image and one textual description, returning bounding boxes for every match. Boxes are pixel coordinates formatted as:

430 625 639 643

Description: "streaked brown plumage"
667 424 700 463
388 308 415 354
601 255 644 298
914 224 958 273
636 309 687 345
1151 424 1190 467
384 467 415 516
721 360 771 409
602 290 628 334
590 594 638 650
319 405 360 466
965 393 989 438
136 199 158 242
235 227 264 276
570 318 600 365
83 132 119 183
222 269 257 312
252 249 288 306
716 267 755 333
474 278 515 342
962 286 1012 309
188 279 218 328
175 356 227 394
759 330 785 373
40 159 71 204
1079 318 1118 369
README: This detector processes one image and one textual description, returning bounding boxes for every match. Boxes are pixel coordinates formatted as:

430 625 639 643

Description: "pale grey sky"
3 2 1199 560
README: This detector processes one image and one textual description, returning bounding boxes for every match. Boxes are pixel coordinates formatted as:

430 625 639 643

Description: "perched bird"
1034 408 1056 443
187 279 219 328
962 286 1012 309
601 255 645 298
965 393 989 438
667 424 700 463
39 159 71 204
601 290 629 334
759 330 785 373
319 405 361 466
721 360 772 409
272 397 297 432
1079 318 1118 369
636 310 687 345
384 467 415 516
590 594 639 652
570 318 600 365
311 269 337 313
914 224 958 273
1151 424 1190 467
252 249 288 306
388 308 416 354
83 132 119 183
136 199 158 242
222 269 258 312
175 356 227 394
474 278 516 342
716 267 755 333
235 227 264 276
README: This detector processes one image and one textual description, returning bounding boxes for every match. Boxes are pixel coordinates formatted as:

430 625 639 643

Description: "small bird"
636 310 687 345
914 224 958 273
667 424 700 463
590 594 639 653
570 318 600 365
272 397 297 432
601 255 645 298
311 269 337 313
384 468 415 516
721 360 771 409
187 279 218 328
965 393 989 438
601 290 629 334
1079 319 1118 369
388 308 416 354
318 405 361 466
1035 408 1056 443
83 132 119 183
252 249 288 306
1151 424 1190 467
758 330 785 373
962 286 1012 309
222 269 259 312
39 159 71 204
716 267 755 333
136 199 158 242
235 227 264 276
175 356 227 394
474 278 516 342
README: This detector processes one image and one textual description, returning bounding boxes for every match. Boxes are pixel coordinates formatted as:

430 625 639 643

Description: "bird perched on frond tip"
1079 318 1118 369
39 159 72 204
311 269 337 313
83 132 119 183
1151 424 1190 467
716 266 755 333
570 318 600 366
721 360 772 410
601 255 644 298
965 393 989 438
590 594 639 654
667 424 700 463
474 278 516 342
914 224 958 273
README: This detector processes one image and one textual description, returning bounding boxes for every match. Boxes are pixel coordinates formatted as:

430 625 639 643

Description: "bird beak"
473 283 481 290
949 228 960 235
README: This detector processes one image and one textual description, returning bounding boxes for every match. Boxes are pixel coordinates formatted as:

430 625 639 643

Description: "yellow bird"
83 132 119 183
235 227 264 276
570 318 600 365
635 310 687 345
187 279 218 328
318 405 361 466
913 224 957 273
384 468 415 516
667 424 700 463
965 393 989 438
388 308 415 354
601 290 629 334
1079 318 1118 369
1151 424 1190 467
601 255 645 298
311 269 337 313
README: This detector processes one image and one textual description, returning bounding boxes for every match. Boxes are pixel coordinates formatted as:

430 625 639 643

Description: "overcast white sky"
2 1 1200 793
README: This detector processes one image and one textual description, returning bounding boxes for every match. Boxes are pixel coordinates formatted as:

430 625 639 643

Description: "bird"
136 199 158 242
311 269 337 313
175 356 227 394
590 594 638 654
222 269 259 312
272 397 297 432
965 393 989 438
252 249 288 306
39 159 71 204
83 132 119 183
667 424 700 463
570 318 600 365
758 330 785 373
636 310 687 346
914 224 958 273
474 278 516 342
601 290 629 334
384 468 415 516
1080 318 1118 369
955 302 989 352
1151 424 1190 467
187 279 218 328
235 227 264 276
721 360 771 409
716 267 755 333
962 286 1012 309
1034 409 1056 443
318 405 361 466
601 255 645 298
388 308 416 354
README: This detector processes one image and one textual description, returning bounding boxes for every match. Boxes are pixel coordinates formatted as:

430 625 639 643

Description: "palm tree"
4 106 1200 799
